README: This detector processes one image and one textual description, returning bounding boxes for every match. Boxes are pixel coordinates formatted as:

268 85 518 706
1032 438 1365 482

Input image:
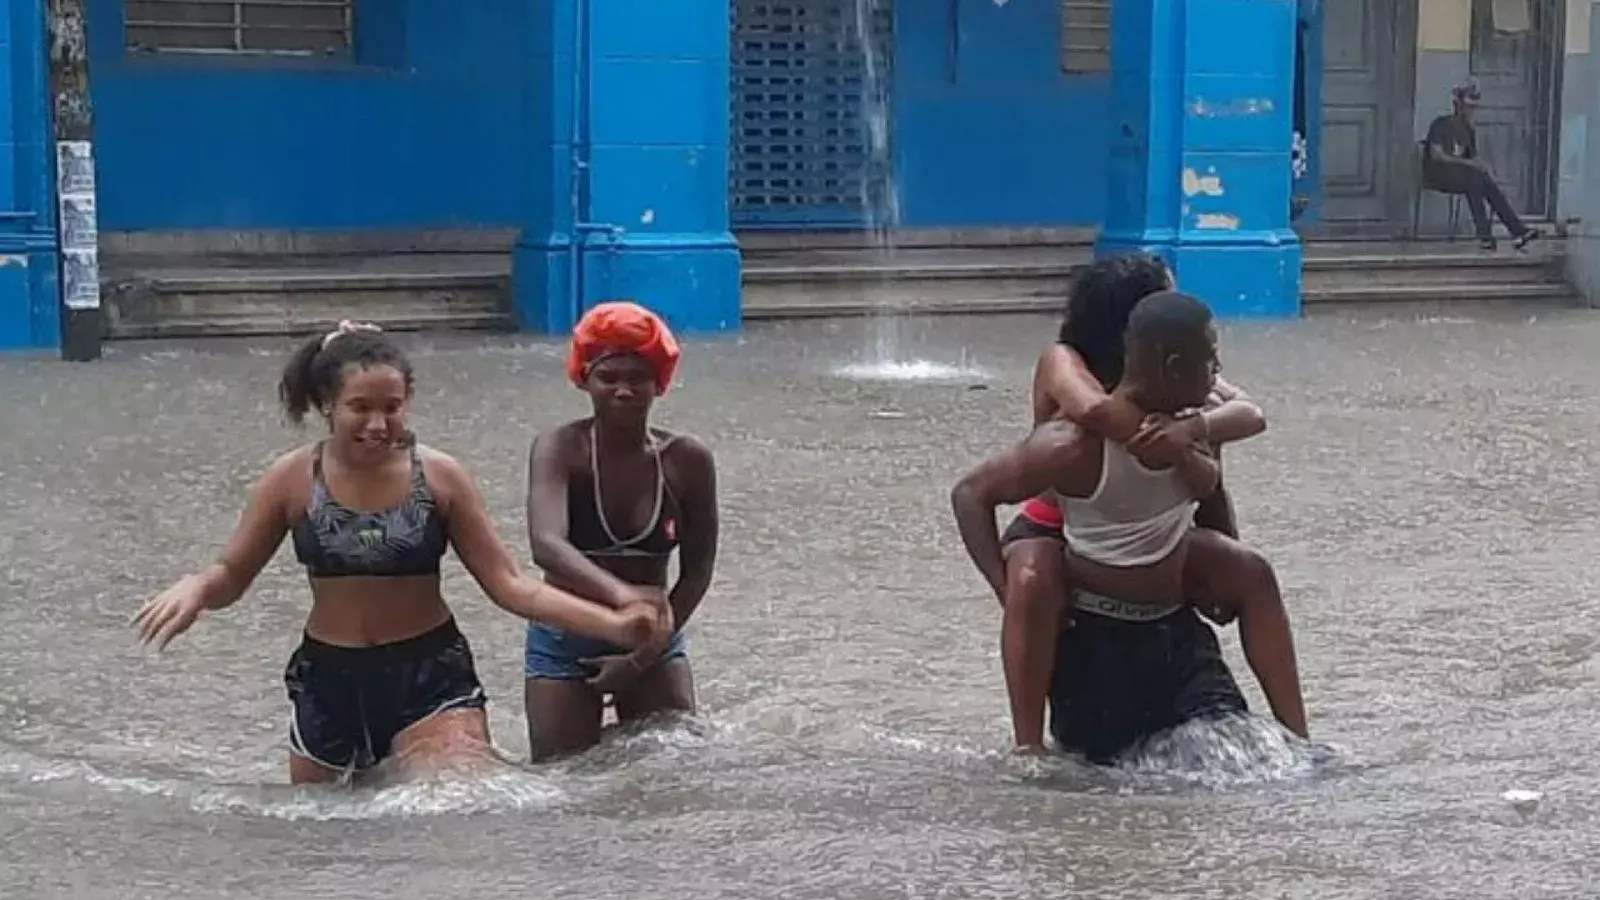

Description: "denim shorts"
524 622 690 680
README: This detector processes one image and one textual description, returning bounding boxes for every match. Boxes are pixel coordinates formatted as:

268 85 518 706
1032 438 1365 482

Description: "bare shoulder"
1029 419 1091 457
1035 342 1080 379
658 429 713 465
254 445 317 519
530 419 590 461
261 444 315 492
658 429 715 487
415 443 475 501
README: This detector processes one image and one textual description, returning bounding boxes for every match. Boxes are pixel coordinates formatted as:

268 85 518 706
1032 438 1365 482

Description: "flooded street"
2 305 1598 899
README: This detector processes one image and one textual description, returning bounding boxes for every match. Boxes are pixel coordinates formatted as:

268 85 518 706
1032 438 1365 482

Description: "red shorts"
1019 495 1064 529
1002 495 1065 547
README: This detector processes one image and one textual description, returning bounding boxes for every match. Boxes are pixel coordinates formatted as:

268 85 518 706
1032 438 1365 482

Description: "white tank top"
1060 438 1198 567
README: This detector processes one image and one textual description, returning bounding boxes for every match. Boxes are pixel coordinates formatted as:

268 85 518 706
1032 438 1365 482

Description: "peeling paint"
1194 213 1241 230
1182 168 1225 197
0 255 27 268
1188 97 1276 118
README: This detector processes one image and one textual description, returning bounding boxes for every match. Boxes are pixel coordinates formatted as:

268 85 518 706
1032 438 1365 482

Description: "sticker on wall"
62 249 100 310
56 141 96 195
55 140 100 310
60 196 97 251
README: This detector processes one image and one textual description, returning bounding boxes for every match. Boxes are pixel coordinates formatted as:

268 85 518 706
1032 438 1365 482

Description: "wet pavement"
2 302 1598 899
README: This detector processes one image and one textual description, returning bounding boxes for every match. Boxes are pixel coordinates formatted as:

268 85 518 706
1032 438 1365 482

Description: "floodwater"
2 304 1598 899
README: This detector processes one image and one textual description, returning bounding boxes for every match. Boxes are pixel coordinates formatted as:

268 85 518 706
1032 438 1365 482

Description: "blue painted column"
0 0 61 351
1096 0 1301 317
514 0 742 335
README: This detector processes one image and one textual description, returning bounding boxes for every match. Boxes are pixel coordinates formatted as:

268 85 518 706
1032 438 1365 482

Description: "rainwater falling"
851 0 904 367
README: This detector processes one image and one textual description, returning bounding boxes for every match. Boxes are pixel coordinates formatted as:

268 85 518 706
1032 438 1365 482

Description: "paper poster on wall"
62 249 100 311
56 141 96 195
54 139 100 312
60 196 97 251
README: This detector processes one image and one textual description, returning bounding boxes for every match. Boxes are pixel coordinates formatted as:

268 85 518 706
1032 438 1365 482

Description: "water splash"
997 715 1344 793
0 742 568 821
1113 714 1341 789
832 359 991 382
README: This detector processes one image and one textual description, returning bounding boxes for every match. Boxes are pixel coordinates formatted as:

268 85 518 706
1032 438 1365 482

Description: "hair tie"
321 319 382 350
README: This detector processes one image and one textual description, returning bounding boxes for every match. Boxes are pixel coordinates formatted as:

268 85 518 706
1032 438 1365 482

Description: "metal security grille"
125 0 353 56
1061 0 1111 74
731 1 893 226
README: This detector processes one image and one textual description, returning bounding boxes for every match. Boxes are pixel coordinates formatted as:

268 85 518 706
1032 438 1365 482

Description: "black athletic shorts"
1048 606 1248 765
285 617 487 773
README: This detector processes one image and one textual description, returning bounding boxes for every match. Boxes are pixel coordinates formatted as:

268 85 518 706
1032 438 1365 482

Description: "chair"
1412 140 1464 240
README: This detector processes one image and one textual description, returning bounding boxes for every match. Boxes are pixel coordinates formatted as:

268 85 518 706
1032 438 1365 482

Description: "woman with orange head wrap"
523 301 720 759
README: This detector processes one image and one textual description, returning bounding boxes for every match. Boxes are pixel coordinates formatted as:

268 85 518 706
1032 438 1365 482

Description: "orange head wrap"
566 300 681 395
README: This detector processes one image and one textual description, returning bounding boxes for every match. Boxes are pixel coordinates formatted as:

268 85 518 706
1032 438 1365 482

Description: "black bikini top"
566 426 680 560
291 442 449 579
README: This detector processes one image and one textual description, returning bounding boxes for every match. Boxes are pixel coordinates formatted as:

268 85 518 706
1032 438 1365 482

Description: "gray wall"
1564 2 1600 304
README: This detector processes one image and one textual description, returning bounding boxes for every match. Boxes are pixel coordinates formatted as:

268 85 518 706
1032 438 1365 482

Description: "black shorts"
285 618 487 773
1048 607 1247 765
1001 512 1064 549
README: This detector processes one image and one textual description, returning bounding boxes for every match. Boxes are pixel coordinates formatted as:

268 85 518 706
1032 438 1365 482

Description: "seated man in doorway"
1423 82 1541 252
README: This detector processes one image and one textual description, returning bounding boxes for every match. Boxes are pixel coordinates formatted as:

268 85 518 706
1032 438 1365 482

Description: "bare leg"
524 678 605 761
615 657 696 723
1001 539 1071 748
389 707 498 779
288 754 344 786
1183 530 1308 738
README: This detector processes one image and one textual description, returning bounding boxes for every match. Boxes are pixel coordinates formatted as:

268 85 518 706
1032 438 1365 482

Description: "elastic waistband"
1072 592 1183 623
299 617 464 666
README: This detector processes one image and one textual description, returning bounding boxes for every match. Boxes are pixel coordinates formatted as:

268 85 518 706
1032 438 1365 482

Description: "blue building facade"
0 0 1307 352
1 0 61 352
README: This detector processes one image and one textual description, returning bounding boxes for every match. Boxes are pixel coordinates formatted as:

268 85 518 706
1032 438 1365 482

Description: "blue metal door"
730 1 893 228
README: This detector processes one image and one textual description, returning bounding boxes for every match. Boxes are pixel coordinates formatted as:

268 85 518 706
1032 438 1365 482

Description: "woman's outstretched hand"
133 577 208 650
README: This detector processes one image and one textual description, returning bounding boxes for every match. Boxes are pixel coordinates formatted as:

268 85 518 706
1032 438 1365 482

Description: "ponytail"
276 322 413 426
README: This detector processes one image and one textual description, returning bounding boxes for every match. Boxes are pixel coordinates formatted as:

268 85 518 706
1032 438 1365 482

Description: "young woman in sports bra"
133 321 663 784
966 254 1306 749
523 301 719 760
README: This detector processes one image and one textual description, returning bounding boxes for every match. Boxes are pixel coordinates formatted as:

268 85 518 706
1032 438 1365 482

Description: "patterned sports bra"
291 442 449 579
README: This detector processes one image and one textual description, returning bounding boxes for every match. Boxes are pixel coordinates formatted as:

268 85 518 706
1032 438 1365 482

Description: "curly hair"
1057 252 1174 389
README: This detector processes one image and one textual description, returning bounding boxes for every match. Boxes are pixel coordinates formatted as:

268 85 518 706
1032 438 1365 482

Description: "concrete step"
743 274 1071 319
1301 281 1578 306
99 239 1580 338
103 267 512 340
742 244 1084 317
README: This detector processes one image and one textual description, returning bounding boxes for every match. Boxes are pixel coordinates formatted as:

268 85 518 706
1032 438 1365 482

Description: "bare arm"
1191 449 1240 538
664 437 718 629
1171 439 1222 501
1037 345 1143 440
1199 376 1266 444
435 453 649 648
524 429 638 609
134 451 298 649
190 453 296 609
951 424 1087 599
